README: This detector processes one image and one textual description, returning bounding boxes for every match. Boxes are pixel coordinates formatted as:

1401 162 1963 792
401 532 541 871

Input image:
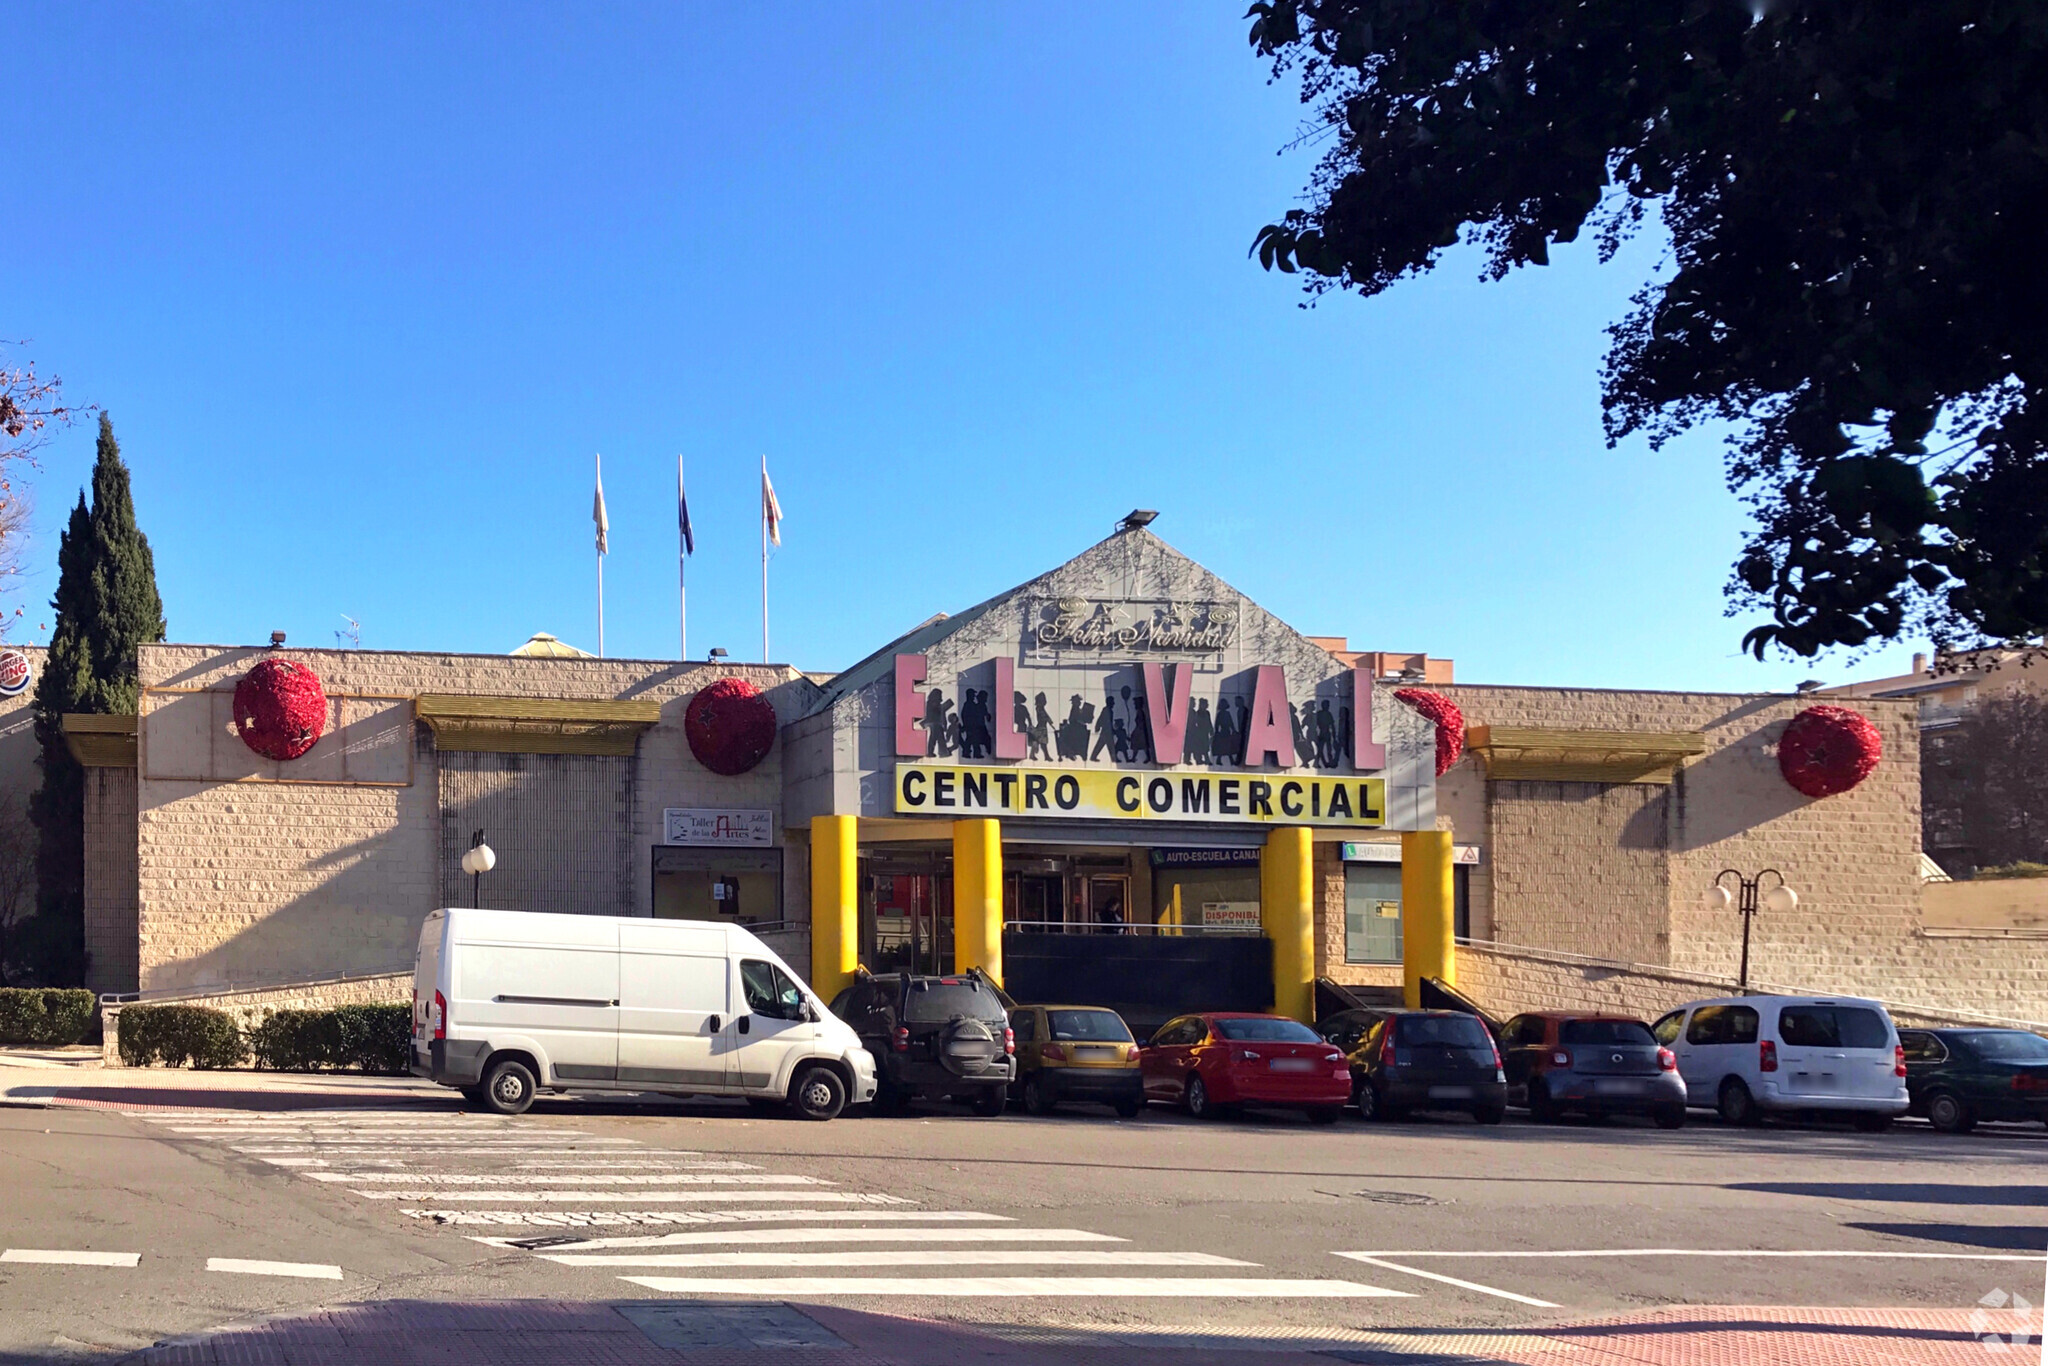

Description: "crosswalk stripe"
316 1172 810 1186
205 1258 344 1280
403 1199 915 1224
526 1227 1122 1250
618 1276 1408 1298
358 1191 872 1202
463 1212 1007 1239
1331 1253 1559 1308
231 1145 646 1154
550 1250 1251 1268
2 1249 141 1267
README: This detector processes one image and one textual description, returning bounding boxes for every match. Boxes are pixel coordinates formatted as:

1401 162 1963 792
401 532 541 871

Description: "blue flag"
677 455 695 555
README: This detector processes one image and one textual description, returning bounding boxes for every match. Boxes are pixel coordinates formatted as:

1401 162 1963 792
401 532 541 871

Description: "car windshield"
1048 1010 1132 1042
1216 1018 1321 1043
1560 1020 1655 1046
1958 1031 2048 1062
903 982 1001 1023
1396 1015 1493 1046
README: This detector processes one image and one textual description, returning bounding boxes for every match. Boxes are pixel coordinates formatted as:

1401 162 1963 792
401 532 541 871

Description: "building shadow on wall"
1669 706 1809 850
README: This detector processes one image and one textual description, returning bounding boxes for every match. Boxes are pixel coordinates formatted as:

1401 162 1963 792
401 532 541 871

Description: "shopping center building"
8 523 2044 1032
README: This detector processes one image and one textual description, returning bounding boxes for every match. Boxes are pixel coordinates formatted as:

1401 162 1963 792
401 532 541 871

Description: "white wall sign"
1201 901 1262 930
1341 841 1481 865
663 808 774 848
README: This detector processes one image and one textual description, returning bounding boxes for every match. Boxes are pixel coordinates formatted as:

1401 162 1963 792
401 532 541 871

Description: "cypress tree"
25 415 165 984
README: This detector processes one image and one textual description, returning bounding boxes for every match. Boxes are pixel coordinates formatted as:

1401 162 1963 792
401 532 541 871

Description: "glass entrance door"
863 861 954 975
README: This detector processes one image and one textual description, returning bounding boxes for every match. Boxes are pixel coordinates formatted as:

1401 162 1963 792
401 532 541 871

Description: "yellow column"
1261 826 1315 1023
952 818 1004 987
808 815 859 1003
1401 829 1456 1007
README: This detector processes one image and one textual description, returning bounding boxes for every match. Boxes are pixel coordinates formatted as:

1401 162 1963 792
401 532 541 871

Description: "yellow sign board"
893 762 1385 828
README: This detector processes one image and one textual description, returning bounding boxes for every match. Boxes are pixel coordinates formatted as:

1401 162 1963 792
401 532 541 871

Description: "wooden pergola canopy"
414 694 662 756
1465 725 1706 785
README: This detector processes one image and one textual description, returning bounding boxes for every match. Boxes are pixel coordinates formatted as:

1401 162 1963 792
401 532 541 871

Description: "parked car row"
412 909 2046 1134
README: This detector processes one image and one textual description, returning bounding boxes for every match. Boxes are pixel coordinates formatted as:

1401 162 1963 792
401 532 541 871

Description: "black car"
1899 1028 2048 1133
1319 1008 1507 1124
829 970 1015 1116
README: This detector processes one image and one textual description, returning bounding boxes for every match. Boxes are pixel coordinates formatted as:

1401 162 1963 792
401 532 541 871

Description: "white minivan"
411 907 877 1120
1651 994 1909 1131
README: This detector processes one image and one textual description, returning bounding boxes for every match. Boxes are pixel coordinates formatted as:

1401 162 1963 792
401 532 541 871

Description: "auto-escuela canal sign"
888 651 1396 829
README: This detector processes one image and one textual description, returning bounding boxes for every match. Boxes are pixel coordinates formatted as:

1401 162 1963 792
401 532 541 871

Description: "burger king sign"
0 649 31 698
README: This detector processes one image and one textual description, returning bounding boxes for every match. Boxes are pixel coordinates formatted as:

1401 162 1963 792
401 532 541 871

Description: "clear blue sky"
5 5 1916 690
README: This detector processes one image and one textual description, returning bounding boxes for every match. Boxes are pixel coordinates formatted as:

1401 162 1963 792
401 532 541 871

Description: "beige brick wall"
83 766 140 994
134 645 814 992
1487 780 1670 964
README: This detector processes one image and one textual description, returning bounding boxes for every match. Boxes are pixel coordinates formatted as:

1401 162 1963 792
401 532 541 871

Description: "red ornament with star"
233 658 329 761
686 677 778 776
1778 704 1883 798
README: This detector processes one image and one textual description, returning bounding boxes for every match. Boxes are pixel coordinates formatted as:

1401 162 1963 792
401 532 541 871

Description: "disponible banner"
893 762 1386 828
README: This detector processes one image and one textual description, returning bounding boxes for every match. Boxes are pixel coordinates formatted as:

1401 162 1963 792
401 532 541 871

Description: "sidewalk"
0 1057 450 1112
120 1299 2045 1365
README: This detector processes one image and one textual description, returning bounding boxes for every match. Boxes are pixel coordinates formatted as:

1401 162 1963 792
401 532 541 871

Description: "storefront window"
1344 862 1402 963
652 847 783 926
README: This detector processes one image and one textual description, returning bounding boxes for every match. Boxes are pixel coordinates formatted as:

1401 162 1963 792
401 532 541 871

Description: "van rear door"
1777 1003 1896 1100
617 922 730 1092
455 917 619 1084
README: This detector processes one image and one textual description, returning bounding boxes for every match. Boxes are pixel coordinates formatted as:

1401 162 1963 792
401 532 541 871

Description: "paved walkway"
119 1299 2042 1365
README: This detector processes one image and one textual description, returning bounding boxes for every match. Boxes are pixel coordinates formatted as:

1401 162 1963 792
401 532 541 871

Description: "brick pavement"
115 1300 2043 1366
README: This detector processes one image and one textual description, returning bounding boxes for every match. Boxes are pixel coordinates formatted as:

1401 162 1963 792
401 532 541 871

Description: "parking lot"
2 1082 2043 1360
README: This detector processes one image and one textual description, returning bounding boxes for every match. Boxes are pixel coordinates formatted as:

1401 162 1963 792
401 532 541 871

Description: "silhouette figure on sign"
1130 687 1154 763
1338 703 1354 768
1028 692 1054 761
1186 698 1214 764
960 688 993 759
924 688 954 758
1233 698 1250 763
1289 702 1312 767
1090 684 1117 760
1058 694 1093 760
1212 696 1240 766
1315 699 1338 769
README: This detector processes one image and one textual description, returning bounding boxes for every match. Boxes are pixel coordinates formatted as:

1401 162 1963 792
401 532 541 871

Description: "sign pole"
761 454 770 663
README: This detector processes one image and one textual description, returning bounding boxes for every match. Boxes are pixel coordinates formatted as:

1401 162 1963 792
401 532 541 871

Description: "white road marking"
1332 1253 1559 1308
528 1227 1123 1251
206 1258 344 1280
232 1145 646 1154
464 1212 1009 1240
320 1173 812 1187
1351 1248 2048 1262
509 1160 748 1169
358 1190 876 1203
259 1158 327 1167
1 1249 141 1267
405 1199 916 1225
551 1250 1252 1268
619 1275 1407 1298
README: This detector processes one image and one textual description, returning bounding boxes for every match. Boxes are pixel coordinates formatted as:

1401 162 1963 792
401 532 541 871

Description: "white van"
1650 994 1909 1131
411 907 877 1119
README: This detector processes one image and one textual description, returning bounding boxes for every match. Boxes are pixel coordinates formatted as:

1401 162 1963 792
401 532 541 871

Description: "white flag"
761 462 783 547
593 453 610 555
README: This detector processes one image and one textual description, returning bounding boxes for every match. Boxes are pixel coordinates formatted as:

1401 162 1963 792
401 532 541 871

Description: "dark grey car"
1502 1012 1687 1127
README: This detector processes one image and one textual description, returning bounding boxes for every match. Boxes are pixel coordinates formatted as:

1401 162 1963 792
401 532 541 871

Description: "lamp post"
459 829 496 908
1702 869 1798 991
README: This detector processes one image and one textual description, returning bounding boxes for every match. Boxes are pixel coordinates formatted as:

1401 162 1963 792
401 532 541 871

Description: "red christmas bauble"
1778 704 1882 798
1394 687 1465 777
685 677 778 776
233 658 328 761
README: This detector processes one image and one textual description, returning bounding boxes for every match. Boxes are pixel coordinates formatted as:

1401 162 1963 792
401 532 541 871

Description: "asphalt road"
2 1090 2044 1361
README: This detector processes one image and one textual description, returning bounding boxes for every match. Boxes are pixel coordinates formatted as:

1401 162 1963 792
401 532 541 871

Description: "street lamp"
459 829 496 908
1702 869 1798 991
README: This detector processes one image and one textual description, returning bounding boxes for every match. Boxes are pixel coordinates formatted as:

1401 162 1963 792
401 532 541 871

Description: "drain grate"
504 1235 592 1250
1325 1188 1443 1206
616 1303 851 1351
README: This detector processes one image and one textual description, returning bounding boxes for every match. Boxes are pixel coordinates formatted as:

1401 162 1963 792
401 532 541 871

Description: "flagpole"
760 454 770 663
688 454 696 663
595 452 606 658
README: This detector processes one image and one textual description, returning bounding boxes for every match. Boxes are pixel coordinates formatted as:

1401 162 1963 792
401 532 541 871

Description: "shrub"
249 1004 411 1074
118 1005 248 1069
0 988 97 1046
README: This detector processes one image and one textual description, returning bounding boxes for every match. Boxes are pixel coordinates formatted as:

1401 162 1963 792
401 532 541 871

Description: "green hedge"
249 1005 411 1074
0 989 97 1046
118 1005 249 1069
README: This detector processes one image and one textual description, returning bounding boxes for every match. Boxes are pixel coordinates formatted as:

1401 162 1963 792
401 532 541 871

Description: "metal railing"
1001 919 1261 938
98 965 414 1009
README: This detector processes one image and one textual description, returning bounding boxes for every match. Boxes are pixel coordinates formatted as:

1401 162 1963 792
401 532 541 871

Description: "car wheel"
1654 1105 1688 1130
1527 1084 1557 1125
1185 1074 1220 1119
1308 1106 1342 1125
970 1085 1007 1118
789 1066 846 1122
1114 1098 1143 1119
1472 1105 1506 1126
1717 1078 1759 1127
480 1058 536 1116
870 1081 909 1116
1356 1080 1387 1122
1021 1074 1054 1117
1926 1092 1975 1135
1852 1111 1894 1134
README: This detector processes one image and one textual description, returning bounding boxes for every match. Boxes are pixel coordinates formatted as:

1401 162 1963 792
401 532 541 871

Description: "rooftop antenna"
335 614 362 650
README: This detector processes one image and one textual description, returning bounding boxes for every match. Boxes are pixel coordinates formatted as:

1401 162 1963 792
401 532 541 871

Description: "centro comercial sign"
894 762 1387 828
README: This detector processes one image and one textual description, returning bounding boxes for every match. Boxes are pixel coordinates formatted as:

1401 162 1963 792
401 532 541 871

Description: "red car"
1139 1012 1352 1122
